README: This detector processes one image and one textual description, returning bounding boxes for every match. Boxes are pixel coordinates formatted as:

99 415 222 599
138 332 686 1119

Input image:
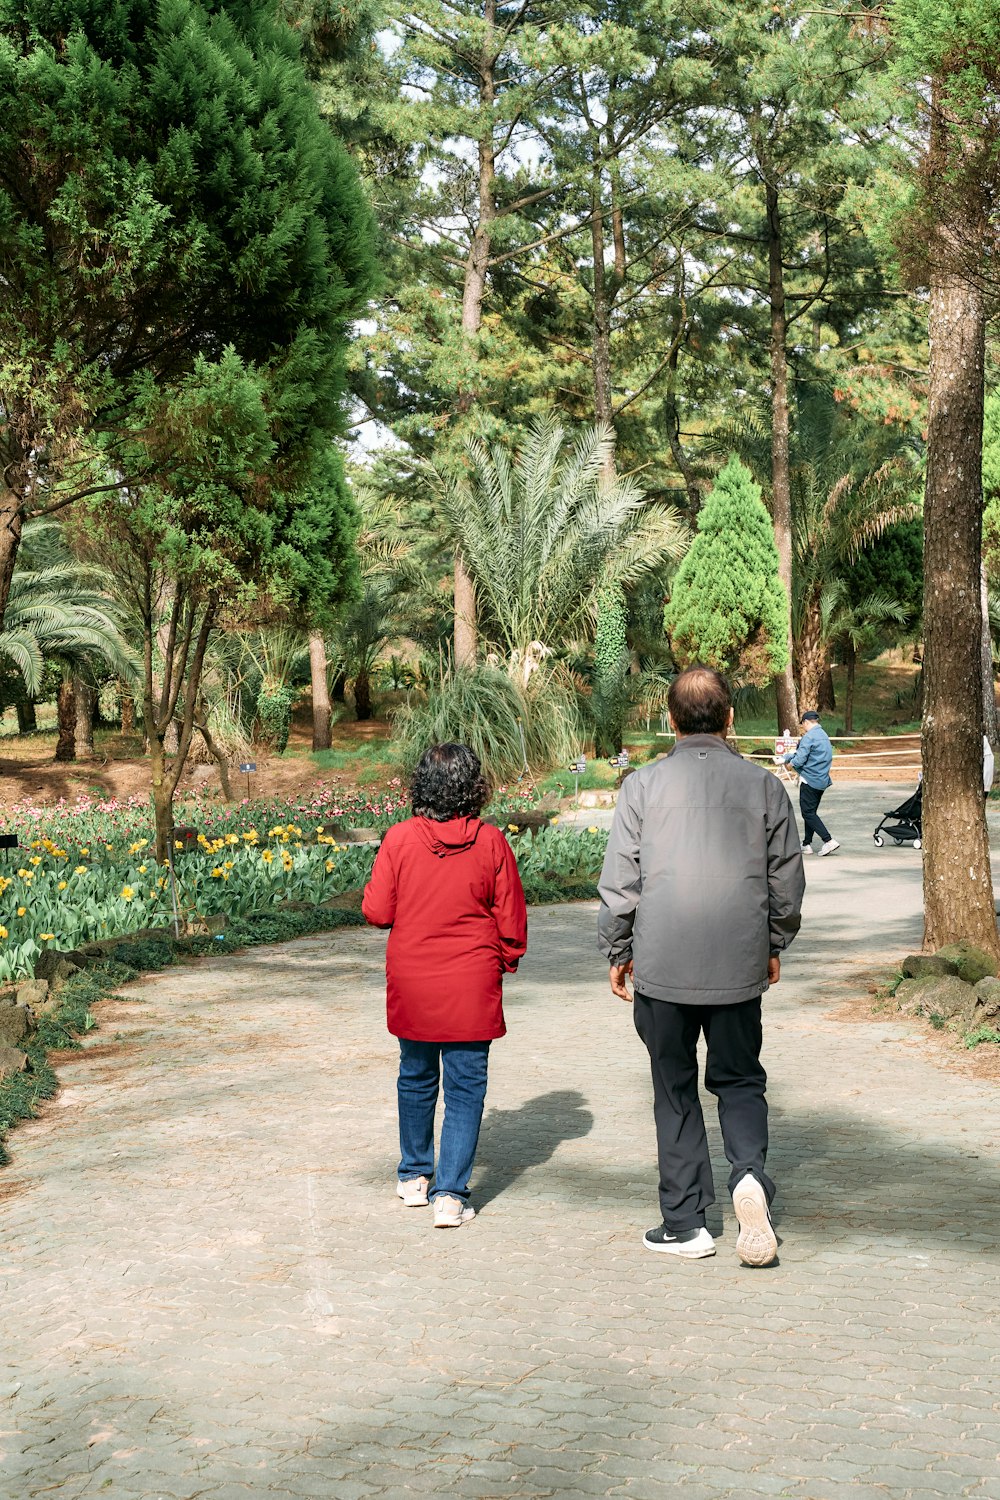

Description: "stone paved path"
2 786 999 1500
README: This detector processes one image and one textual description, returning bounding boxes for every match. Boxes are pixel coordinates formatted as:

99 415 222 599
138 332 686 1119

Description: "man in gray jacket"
598 665 804 1265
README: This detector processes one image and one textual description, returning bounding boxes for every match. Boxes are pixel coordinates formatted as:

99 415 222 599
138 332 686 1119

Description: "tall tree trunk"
354 666 373 722
0 486 24 631
844 642 857 734
981 562 999 753
73 678 96 759
922 269 998 954
119 683 135 736
819 664 836 713
795 605 826 721
764 177 799 734
55 676 76 762
591 177 614 434
453 0 499 670
15 700 36 734
309 631 332 751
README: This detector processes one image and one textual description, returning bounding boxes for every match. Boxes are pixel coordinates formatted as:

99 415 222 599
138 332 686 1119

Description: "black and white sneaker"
642 1225 716 1258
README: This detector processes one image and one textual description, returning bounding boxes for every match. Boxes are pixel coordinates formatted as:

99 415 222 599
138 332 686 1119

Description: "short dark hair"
668 665 732 735
411 743 490 821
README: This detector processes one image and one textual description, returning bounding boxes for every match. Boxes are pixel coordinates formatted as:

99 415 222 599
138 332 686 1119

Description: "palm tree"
438 418 687 681
715 389 920 713
822 582 910 733
0 528 134 757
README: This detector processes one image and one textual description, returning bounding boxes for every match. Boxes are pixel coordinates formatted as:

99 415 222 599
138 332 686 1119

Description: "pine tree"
665 457 788 690
0 0 377 624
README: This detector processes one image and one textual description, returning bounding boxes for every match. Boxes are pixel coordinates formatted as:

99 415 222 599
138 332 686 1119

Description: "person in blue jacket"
780 711 839 856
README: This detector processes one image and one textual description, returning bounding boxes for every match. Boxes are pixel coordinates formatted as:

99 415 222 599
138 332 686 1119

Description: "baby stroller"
873 783 922 849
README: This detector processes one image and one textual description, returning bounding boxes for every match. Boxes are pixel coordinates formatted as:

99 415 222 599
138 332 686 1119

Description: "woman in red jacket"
362 743 528 1227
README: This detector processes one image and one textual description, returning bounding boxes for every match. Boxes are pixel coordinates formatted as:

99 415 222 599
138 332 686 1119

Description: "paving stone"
0 787 998 1500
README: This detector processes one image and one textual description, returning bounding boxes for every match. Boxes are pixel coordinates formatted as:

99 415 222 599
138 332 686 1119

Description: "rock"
0 1046 28 1080
188 763 216 785
33 949 84 984
903 974 977 1022
322 889 365 912
15 979 49 1009
0 999 30 1048
934 941 998 985
972 976 1000 1021
894 978 934 1016
900 953 955 980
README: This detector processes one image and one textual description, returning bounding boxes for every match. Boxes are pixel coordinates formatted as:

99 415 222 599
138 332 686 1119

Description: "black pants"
799 782 832 845
633 992 774 1232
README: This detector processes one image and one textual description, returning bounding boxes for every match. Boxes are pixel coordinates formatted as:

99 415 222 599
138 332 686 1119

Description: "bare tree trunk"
55 676 76 761
819 664 836 713
844 642 857 734
119 683 135 736
764 176 799 734
453 0 499 670
194 700 234 801
922 268 997 954
0 486 24 631
354 666 373 722
795 598 825 719
309 631 332 751
981 561 999 753
73 678 96 759
15 700 36 734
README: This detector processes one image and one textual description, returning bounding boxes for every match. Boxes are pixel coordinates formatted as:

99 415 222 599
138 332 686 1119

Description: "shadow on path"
474 1089 593 1209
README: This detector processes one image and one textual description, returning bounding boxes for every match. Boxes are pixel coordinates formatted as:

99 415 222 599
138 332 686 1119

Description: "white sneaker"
732 1173 777 1266
396 1176 430 1207
801 842 813 854
433 1194 476 1228
817 839 840 857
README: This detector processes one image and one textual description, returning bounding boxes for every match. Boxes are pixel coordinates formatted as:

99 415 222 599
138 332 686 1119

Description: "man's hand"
610 960 634 1001
768 955 781 986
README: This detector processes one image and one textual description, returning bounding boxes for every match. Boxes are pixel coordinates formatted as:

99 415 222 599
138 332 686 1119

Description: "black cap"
801 710 820 722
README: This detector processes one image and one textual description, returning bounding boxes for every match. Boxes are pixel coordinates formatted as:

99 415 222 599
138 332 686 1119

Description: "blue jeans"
397 1040 491 1202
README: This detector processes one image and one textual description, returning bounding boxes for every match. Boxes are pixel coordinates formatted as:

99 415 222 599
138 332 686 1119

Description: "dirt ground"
0 714 395 809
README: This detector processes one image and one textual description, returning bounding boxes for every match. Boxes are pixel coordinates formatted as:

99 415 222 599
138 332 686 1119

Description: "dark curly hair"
411 743 490 821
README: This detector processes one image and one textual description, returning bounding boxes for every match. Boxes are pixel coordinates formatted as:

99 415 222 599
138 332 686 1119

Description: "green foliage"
0 522 134 696
255 684 296 754
964 1024 1000 1048
0 0 377 607
665 457 788 686
394 667 583 781
846 519 924 623
982 391 1000 580
439 417 687 665
593 585 630 756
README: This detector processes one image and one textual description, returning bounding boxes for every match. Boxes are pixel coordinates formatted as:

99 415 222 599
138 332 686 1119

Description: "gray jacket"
597 735 805 1005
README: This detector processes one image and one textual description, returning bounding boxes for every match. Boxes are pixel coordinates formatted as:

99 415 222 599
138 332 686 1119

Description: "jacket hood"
413 815 484 857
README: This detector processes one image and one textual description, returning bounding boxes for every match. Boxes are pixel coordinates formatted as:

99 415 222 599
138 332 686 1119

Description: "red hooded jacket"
362 816 528 1041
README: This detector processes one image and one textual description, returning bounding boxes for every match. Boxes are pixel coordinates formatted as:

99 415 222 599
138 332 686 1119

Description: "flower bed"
0 790 606 982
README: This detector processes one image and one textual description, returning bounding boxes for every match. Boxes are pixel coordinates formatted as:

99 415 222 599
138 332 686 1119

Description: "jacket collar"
668 733 740 758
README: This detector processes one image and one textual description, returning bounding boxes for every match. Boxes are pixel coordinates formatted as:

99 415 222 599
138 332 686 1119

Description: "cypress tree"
665 456 788 690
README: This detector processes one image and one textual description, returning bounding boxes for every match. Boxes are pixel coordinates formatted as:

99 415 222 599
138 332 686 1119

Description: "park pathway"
1 786 999 1500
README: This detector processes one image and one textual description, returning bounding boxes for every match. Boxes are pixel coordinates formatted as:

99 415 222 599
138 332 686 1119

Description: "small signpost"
239 761 257 800
608 748 630 785
568 754 587 804
0 834 18 859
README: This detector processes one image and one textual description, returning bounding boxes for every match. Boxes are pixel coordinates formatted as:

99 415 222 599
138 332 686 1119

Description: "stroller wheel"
913 838 921 850
873 835 884 847
893 838 902 846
